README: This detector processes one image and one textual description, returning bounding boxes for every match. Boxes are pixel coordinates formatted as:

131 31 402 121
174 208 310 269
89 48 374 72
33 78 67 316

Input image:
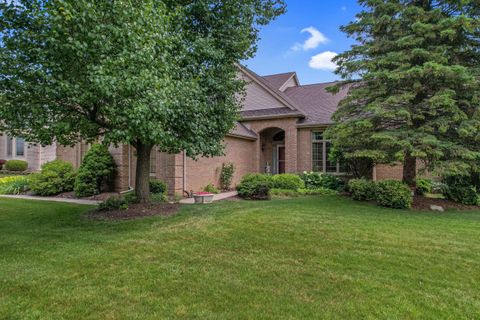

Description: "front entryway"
259 127 286 174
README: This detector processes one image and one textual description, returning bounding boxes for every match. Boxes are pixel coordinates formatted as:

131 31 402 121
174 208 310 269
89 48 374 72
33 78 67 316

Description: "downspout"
183 151 190 197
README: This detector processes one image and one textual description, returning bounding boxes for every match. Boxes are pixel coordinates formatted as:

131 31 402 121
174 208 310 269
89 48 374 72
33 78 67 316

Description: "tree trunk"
135 142 153 203
403 153 417 188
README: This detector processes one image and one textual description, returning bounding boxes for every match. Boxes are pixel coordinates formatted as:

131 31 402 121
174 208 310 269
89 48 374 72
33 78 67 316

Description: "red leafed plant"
0 159 6 169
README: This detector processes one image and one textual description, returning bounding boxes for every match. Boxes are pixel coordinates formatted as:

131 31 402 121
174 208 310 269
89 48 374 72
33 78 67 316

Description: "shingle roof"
263 72 296 90
283 82 351 126
228 122 258 140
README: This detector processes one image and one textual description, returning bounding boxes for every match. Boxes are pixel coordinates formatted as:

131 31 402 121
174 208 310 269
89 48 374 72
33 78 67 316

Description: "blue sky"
245 0 362 84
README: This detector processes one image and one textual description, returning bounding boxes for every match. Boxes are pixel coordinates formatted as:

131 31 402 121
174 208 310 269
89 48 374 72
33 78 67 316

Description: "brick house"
0 65 400 195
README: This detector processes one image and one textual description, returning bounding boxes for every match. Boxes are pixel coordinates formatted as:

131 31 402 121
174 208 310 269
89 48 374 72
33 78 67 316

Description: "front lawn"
1 196 479 319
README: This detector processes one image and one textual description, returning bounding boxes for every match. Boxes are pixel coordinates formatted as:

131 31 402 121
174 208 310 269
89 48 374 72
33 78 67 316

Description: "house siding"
240 73 290 111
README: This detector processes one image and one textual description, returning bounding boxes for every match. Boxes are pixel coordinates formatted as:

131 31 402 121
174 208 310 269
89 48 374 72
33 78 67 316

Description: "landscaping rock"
430 205 445 212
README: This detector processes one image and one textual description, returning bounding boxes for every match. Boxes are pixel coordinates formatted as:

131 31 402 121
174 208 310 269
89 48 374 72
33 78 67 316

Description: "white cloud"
309 51 338 71
291 27 329 51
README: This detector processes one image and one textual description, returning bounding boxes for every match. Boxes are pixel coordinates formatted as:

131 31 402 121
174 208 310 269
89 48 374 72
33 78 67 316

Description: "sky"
245 0 362 85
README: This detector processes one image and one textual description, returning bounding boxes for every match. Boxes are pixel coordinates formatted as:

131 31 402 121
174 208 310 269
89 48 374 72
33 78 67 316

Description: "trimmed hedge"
237 174 273 200
272 174 305 190
5 160 28 172
375 180 413 209
30 160 76 196
74 144 116 197
348 178 377 201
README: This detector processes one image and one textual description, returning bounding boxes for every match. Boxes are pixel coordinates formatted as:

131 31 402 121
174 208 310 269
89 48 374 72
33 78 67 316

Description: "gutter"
240 113 305 121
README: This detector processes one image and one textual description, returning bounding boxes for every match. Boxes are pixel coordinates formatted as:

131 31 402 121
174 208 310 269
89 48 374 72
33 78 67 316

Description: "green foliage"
442 175 479 206
272 174 305 190
326 1 480 183
5 160 28 172
98 196 129 211
237 174 273 200
416 178 433 196
203 183 220 194
74 145 116 197
220 163 235 191
375 180 413 209
29 160 76 196
269 187 339 198
149 180 168 195
299 172 345 191
0 0 284 202
348 179 377 201
0 176 30 195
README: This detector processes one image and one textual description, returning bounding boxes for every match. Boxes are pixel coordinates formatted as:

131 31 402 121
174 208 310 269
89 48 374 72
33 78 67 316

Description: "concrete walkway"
180 191 238 204
0 194 101 205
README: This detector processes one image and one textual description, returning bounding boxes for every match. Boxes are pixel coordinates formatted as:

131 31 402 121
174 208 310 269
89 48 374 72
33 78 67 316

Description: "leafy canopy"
0 0 285 157
326 0 480 177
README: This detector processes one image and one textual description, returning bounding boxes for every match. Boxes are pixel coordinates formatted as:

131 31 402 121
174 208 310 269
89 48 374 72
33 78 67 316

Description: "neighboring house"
0 65 401 195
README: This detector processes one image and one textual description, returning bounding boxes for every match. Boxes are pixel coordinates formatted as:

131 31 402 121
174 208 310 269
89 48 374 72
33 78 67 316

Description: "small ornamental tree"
326 0 480 187
0 0 285 202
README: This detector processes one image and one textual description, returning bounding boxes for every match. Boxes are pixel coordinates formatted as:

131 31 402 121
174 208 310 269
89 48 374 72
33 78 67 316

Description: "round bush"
375 180 413 209
74 144 116 197
150 179 167 194
348 178 377 201
272 174 305 190
30 160 76 196
237 173 273 200
442 175 479 206
5 160 28 172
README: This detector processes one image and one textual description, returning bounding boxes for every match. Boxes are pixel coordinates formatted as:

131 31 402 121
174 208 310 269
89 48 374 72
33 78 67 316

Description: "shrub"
220 163 235 191
348 178 377 201
272 174 305 190
416 178 433 196
375 180 413 209
237 173 273 200
299 172 345 191
0 159 6 170
5 160 28 172
431 181 446 194
442 175 479 206
74 144 116 197
98 196 129 211
150 179 167 194
203 183 220 194
0 176 30 194
30 160 76 196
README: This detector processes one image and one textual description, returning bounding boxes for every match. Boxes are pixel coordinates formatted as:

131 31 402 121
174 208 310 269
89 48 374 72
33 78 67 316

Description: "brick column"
285 125 298 173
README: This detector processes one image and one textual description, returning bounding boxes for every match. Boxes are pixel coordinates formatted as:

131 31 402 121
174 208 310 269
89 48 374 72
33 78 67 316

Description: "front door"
278 146 286 174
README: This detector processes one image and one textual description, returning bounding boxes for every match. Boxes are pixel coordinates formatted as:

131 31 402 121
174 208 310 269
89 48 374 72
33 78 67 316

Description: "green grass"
1 196 479 319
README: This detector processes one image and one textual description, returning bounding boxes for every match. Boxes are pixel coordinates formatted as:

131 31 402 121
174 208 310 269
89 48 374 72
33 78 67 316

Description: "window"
312 131 345 174
16 138 25 156
5 136 26 158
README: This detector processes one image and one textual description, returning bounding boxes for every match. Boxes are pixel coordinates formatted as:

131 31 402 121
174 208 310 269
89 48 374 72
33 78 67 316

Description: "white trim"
4 136 27 160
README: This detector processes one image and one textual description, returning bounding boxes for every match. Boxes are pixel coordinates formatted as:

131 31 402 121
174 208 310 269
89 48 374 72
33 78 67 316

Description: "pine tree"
326 0 480 187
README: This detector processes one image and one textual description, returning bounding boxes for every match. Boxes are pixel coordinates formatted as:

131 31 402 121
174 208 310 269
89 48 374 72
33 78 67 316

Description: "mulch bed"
56 191 120 201
88 202 180 220
412 195 479 211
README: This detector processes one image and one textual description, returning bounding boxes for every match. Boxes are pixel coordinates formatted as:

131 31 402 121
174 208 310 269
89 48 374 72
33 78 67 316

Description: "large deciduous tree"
326 0 480 187
0 0 285 202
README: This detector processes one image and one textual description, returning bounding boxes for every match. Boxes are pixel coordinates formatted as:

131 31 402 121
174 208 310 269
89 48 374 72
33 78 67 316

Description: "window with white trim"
312 131 345 174
5 136 26 158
